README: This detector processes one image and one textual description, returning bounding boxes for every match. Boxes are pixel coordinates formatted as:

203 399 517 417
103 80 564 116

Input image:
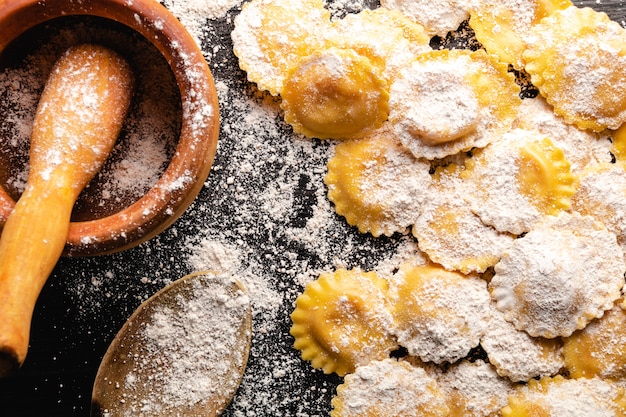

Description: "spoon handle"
0 44 134 375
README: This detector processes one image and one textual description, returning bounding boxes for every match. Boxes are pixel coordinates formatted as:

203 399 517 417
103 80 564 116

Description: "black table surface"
0 1 624 416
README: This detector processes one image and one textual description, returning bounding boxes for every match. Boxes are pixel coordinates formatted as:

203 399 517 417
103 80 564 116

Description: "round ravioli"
481 301 564 382
389 49 521 160
435 359 516 417
502 375 626 417
524 6 626 131
325 124 432 237
513 97 613 174
563 300 626 380
381 0 474 37
331 359 450 417
231 0 332 96
412 163 515 274
470 0 572 69
388 263 491 364
281 47 389 140
329 7 431 85
466 128 578 235
289 268 397 377
490 212 626 338
571 162 626 255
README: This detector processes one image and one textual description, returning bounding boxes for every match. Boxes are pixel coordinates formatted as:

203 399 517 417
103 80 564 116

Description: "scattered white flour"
388 266 491 364
389 51 507 160
373 235 427 279
187 238 242 273
99 273 251 416
481 302 564 382
381 0 474 36
162 0 244 43
0 20 178 216
491 212 626 338
508 376 626 416
332 359 449 416
434 359 515 417
186 237 282 313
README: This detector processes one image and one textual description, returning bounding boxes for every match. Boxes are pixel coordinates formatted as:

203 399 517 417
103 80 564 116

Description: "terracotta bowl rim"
0 0 220 256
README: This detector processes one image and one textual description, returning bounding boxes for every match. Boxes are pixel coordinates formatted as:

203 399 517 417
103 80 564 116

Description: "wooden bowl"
0 0 219 256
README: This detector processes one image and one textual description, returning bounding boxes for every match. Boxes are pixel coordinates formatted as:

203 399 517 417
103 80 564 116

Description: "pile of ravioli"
232 0 626 415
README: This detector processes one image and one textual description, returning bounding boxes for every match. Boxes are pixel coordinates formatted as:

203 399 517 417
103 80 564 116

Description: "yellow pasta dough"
435 359 516 417
234 1 626 412
329 7 431 85
281 47 389 140
325 124 432 237
389 49 521 160
231 0 332 96
612 122 626 163
571 162 626 254
381 0 474 37
388 263 491 364
562 300 626 380
289 268 397 377
469 0 572 69
412 163 515 274
331 359 450 417
481 301 564 382
513 97 613 174
524 6 626 131
466 128 577 235
517 138 577 215
502 375 626 417
490 212 625 338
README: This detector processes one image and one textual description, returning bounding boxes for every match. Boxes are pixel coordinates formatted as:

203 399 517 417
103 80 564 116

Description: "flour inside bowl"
0 17 180 220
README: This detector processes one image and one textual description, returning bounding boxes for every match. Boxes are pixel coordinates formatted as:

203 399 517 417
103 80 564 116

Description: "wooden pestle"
0 44 134 375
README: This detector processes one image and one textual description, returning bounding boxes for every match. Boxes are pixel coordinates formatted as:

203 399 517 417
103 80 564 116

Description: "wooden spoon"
91 271 252 416
0 43 134 375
